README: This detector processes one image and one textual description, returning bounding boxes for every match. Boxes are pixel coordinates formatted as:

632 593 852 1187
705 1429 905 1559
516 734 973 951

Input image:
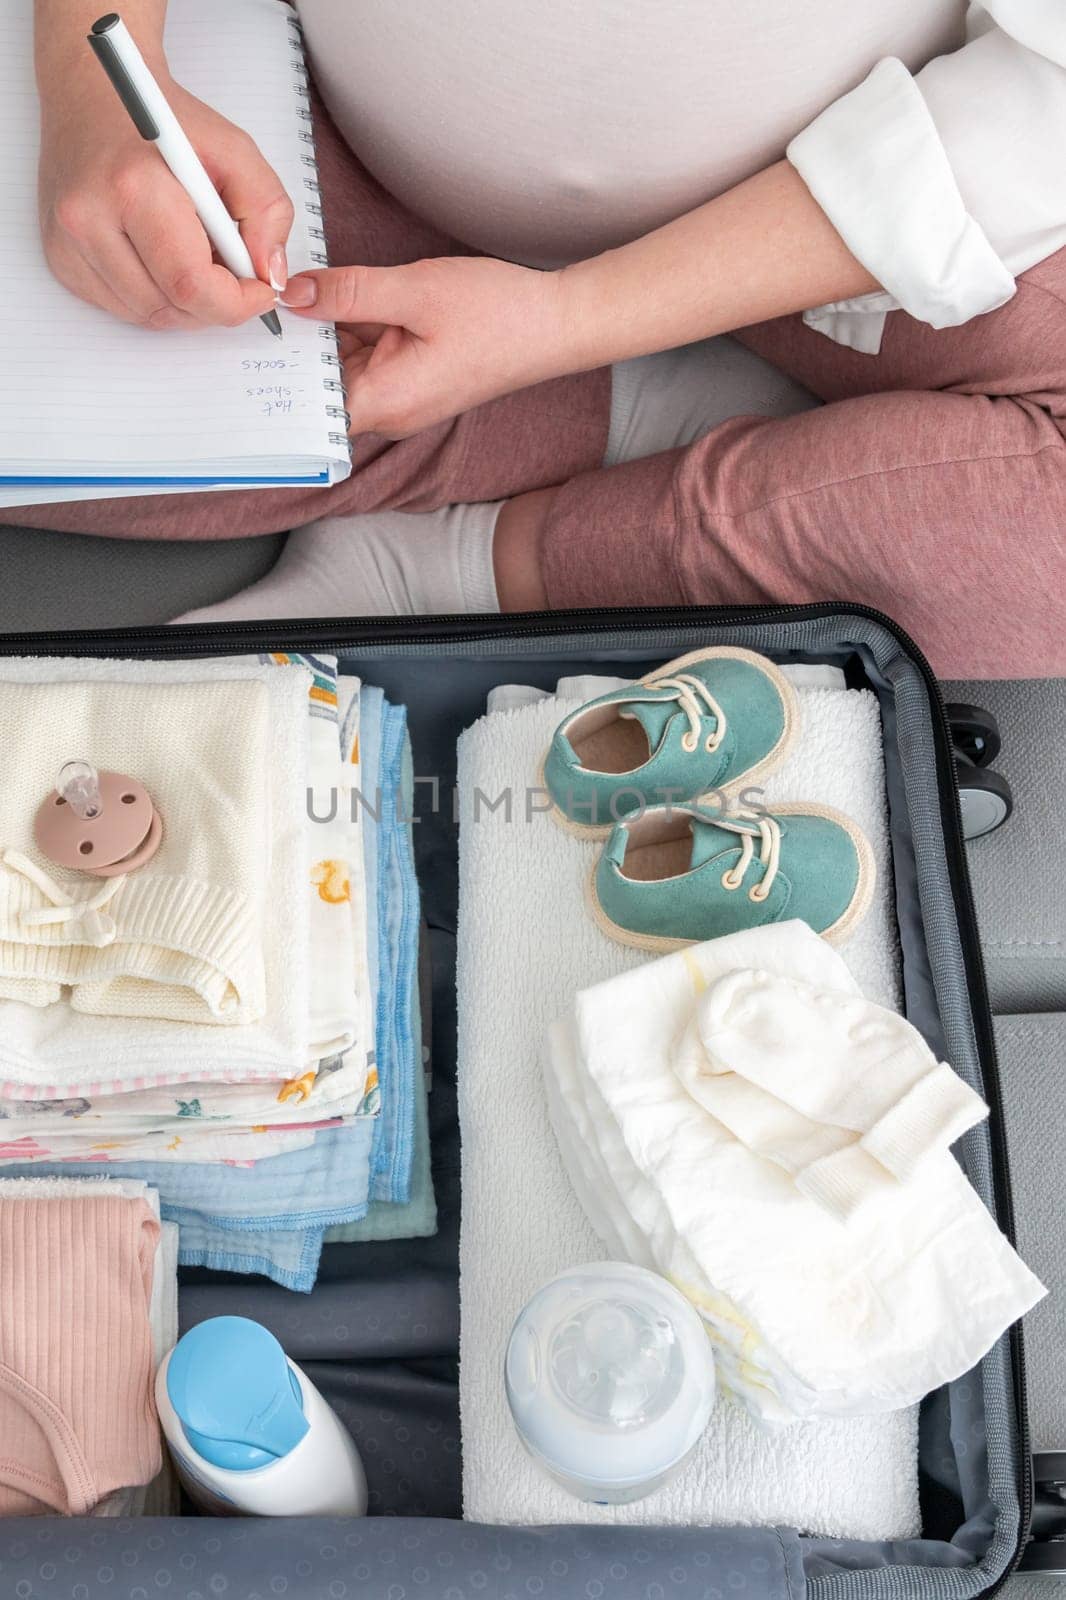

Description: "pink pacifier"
34 760 163 877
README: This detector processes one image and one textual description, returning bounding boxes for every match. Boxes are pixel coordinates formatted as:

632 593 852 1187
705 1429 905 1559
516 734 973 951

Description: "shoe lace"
646 670 727 755
714 813 781 903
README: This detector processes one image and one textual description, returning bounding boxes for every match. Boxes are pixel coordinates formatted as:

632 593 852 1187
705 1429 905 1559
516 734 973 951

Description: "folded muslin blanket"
352 693 421 1208
272 653 370 1065
0 657 311 1089
546 921 1044 1424
456 675 920 1538
14 1116 375 1292
326 1007 435 1245
0 1122 315 1165
0 1058 374 1152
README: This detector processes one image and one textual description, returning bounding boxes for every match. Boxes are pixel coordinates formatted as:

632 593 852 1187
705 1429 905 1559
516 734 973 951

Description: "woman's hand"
38 69 294 330
281 257 576 437
284 161 879 437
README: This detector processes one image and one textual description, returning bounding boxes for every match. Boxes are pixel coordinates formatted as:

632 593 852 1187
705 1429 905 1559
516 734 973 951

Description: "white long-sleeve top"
790 2 1066 349
298 0 1066 352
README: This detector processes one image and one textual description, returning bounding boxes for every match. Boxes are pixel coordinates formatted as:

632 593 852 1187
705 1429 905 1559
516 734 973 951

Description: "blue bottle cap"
166 1316 309 1472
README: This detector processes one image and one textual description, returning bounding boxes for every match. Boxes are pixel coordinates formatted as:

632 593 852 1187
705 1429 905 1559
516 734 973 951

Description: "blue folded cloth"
369 705 420 1207
2 1118 376 1291
175 1213 332 1294
326 963 435 1244
328 728 435 1243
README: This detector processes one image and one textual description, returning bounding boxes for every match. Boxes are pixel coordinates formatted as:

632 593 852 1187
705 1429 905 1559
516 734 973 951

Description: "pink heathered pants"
7 90 1065 678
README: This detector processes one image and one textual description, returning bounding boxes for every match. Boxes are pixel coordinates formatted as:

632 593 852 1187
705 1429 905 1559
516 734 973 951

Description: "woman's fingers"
69 163 275 329
206 124 295 289
78 222 203 330
282 263 424 327
41 82 291 330
343 326 426 438
53 249 151 328
124 183 276 326
336 328 369 360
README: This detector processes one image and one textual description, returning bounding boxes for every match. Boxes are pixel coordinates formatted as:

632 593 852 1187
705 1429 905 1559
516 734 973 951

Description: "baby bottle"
505 1261 716 1504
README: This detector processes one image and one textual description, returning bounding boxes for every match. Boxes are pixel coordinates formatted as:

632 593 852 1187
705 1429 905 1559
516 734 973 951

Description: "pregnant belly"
298 0 963 267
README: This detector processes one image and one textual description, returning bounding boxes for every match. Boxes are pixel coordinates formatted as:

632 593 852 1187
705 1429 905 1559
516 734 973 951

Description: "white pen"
88 12 283 338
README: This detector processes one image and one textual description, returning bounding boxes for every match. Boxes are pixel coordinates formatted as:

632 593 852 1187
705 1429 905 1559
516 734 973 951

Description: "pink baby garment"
0 1194 161 1515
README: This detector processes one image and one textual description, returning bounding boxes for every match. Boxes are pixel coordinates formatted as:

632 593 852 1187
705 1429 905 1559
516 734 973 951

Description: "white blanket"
457 676 920 1537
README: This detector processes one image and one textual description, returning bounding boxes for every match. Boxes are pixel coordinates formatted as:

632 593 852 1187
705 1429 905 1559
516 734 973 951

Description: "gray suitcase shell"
0 605 1031 1600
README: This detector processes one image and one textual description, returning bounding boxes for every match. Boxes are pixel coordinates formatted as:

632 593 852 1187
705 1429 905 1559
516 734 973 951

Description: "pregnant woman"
22 1 1066 676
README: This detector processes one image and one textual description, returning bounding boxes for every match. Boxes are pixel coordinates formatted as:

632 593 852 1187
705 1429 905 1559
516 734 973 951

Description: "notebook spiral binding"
287 12 351 460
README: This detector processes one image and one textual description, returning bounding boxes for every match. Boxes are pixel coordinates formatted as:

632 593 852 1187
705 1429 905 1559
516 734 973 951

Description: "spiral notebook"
0 0 351 508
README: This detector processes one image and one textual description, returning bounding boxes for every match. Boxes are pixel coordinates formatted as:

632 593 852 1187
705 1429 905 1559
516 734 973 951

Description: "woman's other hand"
39 70 294 330
281 257 576 437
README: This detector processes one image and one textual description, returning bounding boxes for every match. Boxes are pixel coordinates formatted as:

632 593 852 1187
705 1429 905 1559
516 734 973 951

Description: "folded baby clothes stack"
457 674 923 1539
0 656 433 1291
0 657 370 1289
0 1177 167 1515
546 919 1045 1424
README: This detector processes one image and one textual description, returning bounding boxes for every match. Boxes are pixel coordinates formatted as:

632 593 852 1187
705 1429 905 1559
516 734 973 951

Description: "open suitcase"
0 601 1040 1600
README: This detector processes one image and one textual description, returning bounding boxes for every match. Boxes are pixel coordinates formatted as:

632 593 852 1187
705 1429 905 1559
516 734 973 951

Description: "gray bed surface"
993 1012 1066 1454
994 1010 1066 1590
0 521 283 630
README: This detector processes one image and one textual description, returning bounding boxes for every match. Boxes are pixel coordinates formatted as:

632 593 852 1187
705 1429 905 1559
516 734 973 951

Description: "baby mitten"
676 968 988 1220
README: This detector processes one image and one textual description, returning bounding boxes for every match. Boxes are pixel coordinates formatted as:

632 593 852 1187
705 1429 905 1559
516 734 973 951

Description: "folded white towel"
485 664 847 717
0 658 311 1092
456 682 919 1537
550 920 1044 1422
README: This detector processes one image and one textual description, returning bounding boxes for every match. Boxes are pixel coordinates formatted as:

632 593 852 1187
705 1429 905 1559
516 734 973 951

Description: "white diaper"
546 920 1045 1421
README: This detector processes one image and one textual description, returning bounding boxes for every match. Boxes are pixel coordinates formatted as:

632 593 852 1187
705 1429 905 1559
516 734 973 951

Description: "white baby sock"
175 338 814 625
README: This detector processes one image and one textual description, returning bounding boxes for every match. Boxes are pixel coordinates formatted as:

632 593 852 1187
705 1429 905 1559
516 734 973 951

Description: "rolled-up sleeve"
786 2 1066 353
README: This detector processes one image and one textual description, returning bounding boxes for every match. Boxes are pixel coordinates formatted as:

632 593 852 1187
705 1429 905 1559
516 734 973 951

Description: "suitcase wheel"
945 702 1002 768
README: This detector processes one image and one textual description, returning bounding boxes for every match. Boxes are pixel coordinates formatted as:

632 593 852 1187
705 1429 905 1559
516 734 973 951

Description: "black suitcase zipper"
0 598 1031 1583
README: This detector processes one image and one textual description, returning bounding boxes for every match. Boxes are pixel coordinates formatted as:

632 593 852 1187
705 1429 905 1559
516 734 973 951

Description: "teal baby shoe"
542 647 798 835
590 801 875 950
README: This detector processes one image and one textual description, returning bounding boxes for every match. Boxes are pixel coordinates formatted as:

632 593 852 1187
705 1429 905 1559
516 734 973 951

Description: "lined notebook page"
0 0 349 490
